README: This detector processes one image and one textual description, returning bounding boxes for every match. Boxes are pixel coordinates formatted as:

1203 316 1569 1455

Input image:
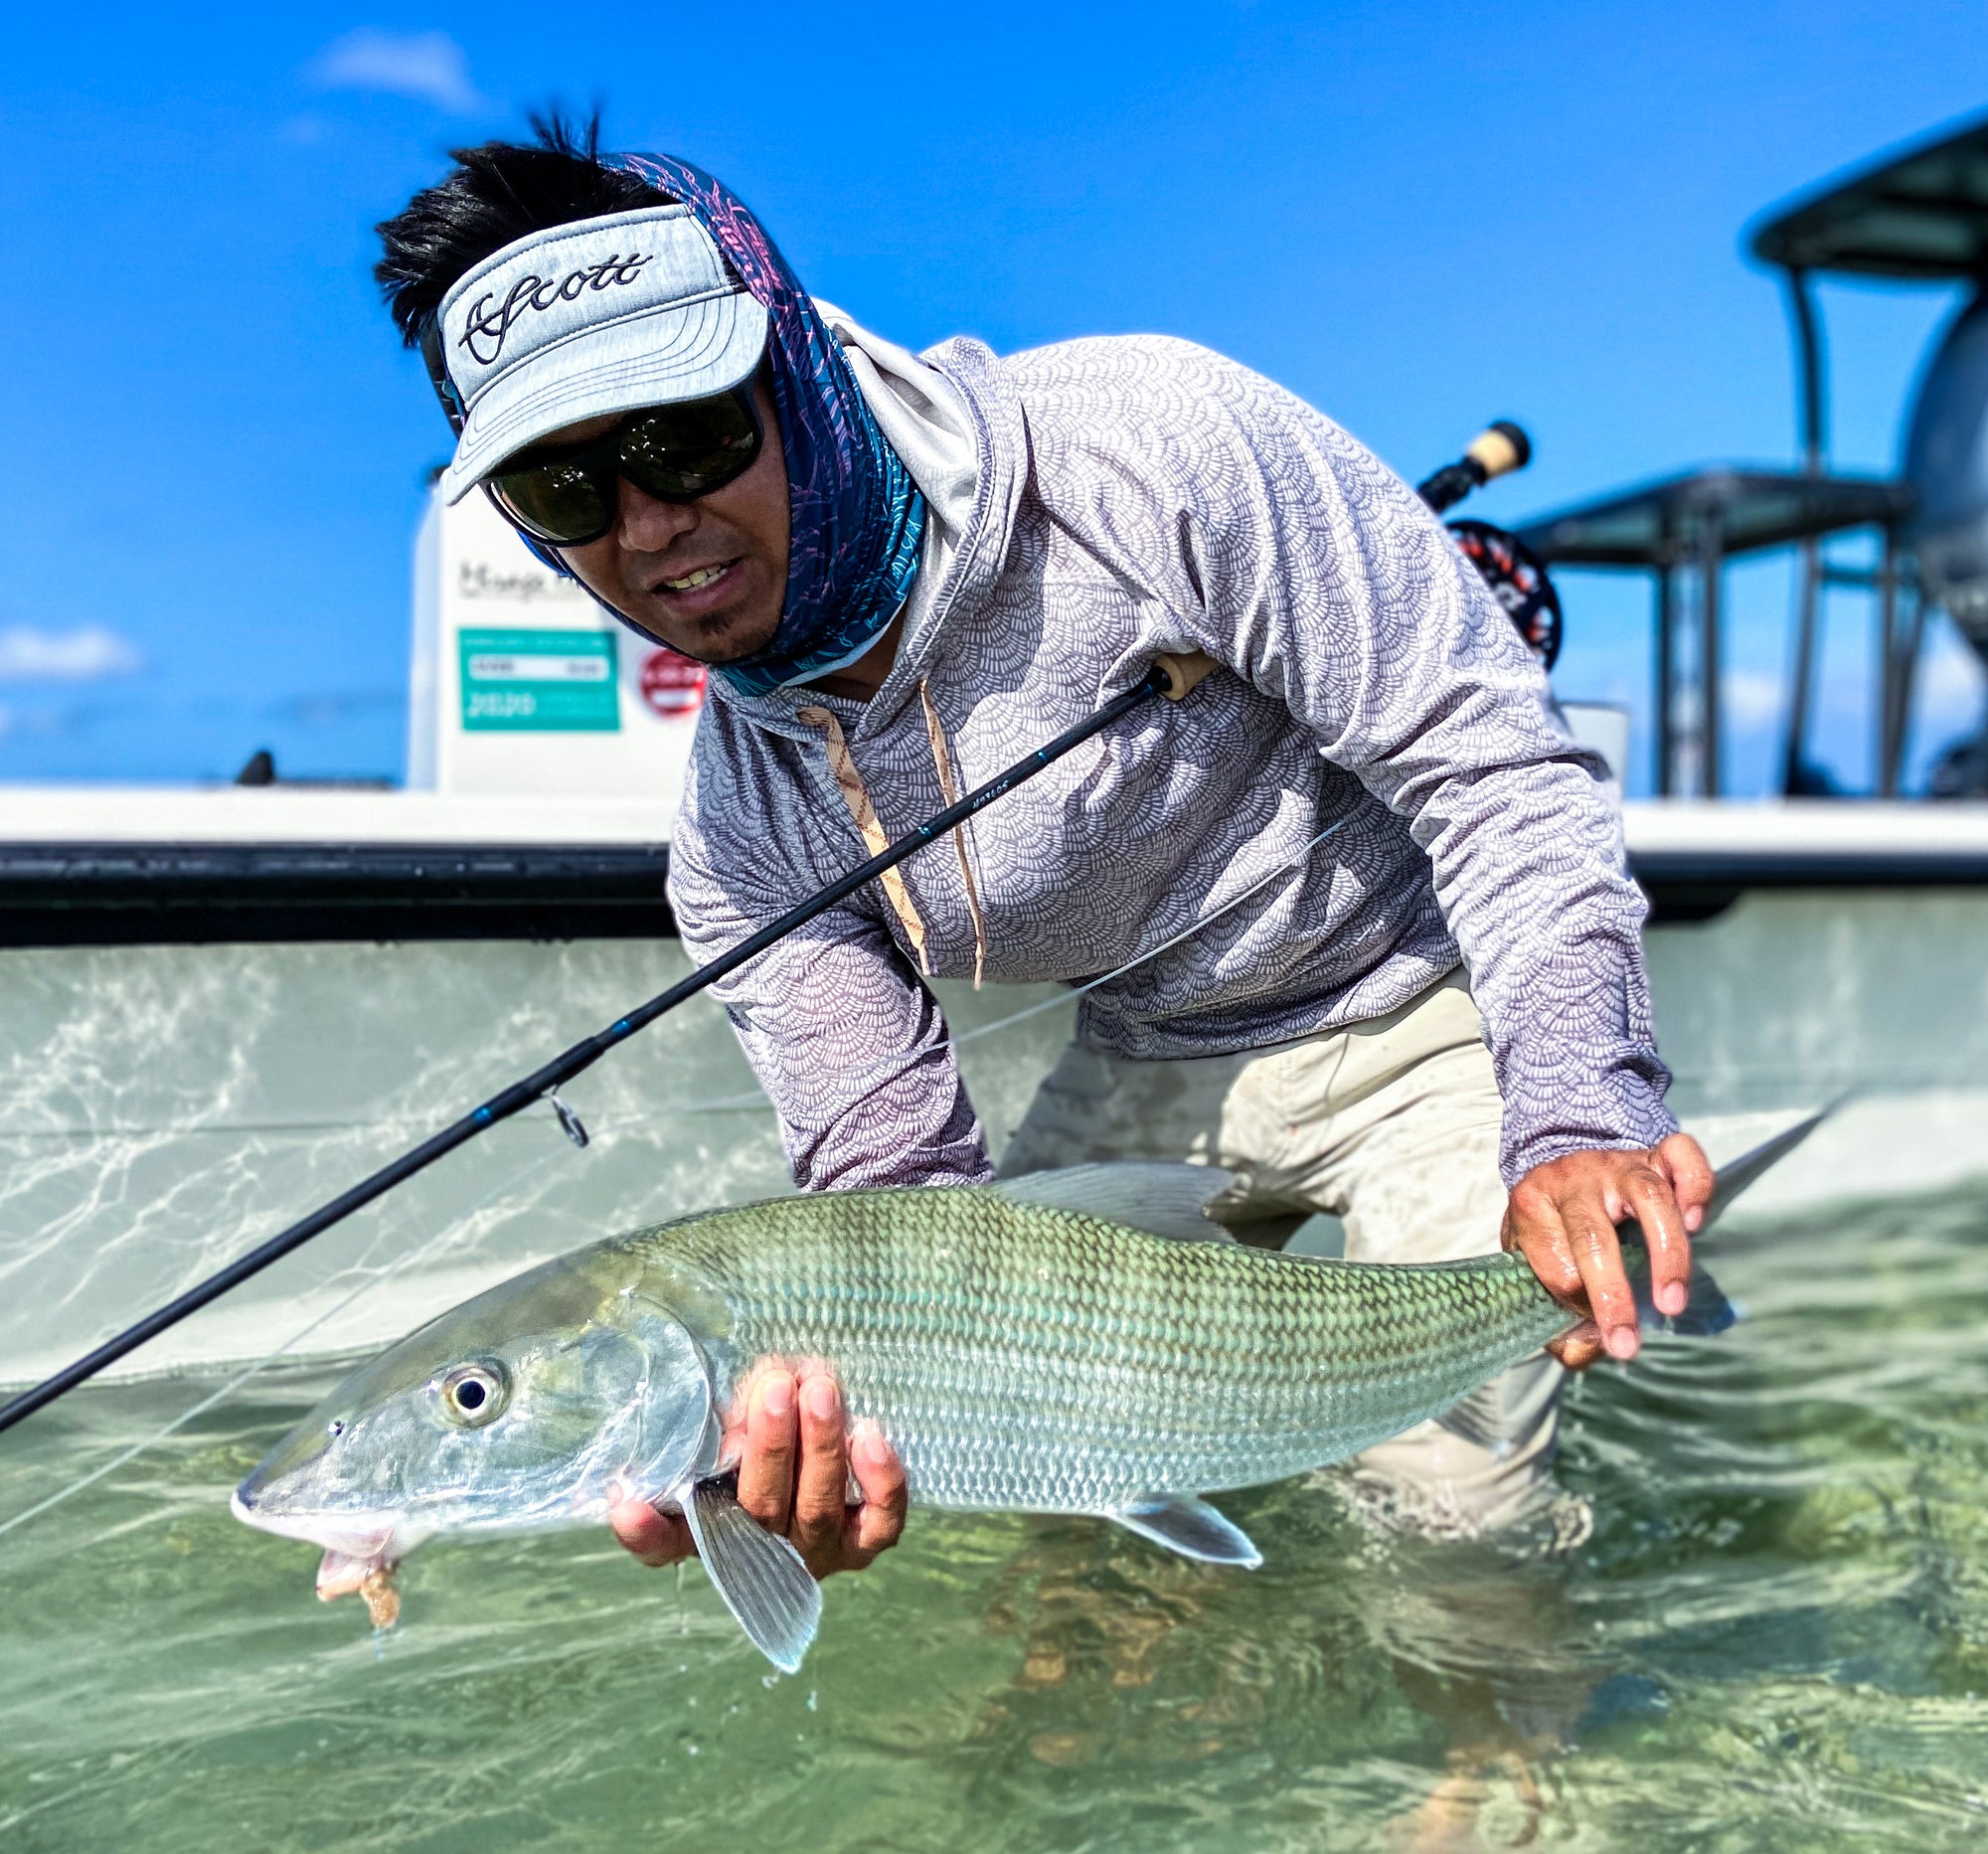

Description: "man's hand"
607 1366 908 1580
1501 1132 1715 1370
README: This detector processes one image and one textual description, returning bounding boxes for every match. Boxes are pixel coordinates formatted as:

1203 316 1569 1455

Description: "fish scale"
631 1185 1576 1514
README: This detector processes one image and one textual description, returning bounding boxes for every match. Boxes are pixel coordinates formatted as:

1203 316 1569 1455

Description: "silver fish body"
237 1128 1815 1668
662 1183 1571 1514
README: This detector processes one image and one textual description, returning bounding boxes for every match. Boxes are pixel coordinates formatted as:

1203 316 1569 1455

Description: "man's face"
544 371 790 664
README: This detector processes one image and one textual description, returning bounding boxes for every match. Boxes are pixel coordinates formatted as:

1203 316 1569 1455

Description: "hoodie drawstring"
796 705 930 974
918 679 988 988
797 687 988 987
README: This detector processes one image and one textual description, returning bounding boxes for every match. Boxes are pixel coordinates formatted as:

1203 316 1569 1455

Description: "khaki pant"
998 968 1572 1542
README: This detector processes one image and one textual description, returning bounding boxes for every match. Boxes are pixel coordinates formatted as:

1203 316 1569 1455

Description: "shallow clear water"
5 1185 1988 1853
0 943 1078 1382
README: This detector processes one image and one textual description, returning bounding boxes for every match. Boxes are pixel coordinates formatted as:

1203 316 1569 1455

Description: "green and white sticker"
458 628 619 732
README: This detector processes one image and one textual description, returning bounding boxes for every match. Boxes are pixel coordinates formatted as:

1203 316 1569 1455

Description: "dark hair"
374 112 672 347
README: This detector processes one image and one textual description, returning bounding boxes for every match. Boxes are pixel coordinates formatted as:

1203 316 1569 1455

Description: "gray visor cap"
435 204 770 505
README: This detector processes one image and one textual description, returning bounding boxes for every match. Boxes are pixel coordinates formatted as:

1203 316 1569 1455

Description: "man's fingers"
735 1370 799 1534
791 1372 851 1573
1510 1143 1723 1370
845 1420 908 1563
719 1364 903 1580
1506 1174 1637 1355
1658 1131 1717 1232
1623 1162 1692 1318
609 1497 694 1568
1565 1188 1639 1360
1503 1190 1584 1304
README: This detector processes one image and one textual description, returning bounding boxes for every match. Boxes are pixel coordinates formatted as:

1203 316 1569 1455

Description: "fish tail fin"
1612 1107 1831 1338
1617 1213 1740 1336
1629 1252 1739 1337
1700 1106 1832 1235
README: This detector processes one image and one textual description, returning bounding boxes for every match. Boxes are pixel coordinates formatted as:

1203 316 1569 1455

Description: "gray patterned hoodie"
666 312 1675 1191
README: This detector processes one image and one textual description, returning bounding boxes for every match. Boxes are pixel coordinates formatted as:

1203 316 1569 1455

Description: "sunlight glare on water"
3 1186 1988 1851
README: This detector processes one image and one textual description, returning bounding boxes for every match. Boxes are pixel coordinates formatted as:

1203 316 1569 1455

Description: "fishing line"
669 812 1352 1117
0 1127 571 1543
0 654 1213 1435
0 810 1349 1539
0 806 1352 1537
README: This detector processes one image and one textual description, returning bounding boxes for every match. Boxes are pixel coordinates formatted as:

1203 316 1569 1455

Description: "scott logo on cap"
459 253 655 366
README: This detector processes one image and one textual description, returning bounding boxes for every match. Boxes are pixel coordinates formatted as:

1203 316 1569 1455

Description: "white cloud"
1721 667 1785 730
307 29 482 113
1913 621 1988 729
0 624 142 684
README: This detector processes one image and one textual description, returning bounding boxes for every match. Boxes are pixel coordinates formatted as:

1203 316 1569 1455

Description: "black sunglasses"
481 382 765 547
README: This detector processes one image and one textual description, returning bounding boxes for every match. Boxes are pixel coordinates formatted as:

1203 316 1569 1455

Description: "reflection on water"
4 1185 1988 1852
0 944 1077 1382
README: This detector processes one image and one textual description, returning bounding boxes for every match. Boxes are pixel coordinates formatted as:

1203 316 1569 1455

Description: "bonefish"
234 1121 1812 1670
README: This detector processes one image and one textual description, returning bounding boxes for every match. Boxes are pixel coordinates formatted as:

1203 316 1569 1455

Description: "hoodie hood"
701 310 1026 742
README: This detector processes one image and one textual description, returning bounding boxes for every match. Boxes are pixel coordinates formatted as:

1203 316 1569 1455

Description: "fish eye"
326 1418 347 1438
434 1361 510 1430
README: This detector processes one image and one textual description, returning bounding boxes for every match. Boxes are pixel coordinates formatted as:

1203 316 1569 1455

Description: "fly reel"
1415 421 1564 668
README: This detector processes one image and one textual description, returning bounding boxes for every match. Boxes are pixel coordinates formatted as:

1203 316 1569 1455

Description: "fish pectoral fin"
680 1477 822 1675
989 1163 1240 1243
1108 1494 1262 1568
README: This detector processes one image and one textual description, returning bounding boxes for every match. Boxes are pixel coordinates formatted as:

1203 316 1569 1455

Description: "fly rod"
0 651 1216 1437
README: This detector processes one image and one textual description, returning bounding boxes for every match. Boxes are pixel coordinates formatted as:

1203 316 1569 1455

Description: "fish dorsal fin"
679 1478 822 1674
1704 1107 1829 1229
1109 1494 1262 1567
988 1163 1238 1243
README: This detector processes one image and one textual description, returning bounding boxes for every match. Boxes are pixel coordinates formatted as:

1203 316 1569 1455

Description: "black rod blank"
0 663 1187 1437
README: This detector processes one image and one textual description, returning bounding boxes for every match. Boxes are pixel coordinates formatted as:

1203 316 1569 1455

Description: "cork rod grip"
1463 421 1531 482
1152 650 1219 701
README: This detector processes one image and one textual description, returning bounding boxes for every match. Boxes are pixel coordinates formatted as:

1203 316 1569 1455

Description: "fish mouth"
232 1481 416 1624
232 1481 404 1563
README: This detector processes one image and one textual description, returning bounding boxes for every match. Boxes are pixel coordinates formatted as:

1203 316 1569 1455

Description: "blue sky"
1 1 1984 793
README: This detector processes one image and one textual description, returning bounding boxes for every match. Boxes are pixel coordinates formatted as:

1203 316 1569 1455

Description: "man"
376 119 1710 1582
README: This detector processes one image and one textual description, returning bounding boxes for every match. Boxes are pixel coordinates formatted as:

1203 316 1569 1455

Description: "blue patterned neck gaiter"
618 153 926 698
